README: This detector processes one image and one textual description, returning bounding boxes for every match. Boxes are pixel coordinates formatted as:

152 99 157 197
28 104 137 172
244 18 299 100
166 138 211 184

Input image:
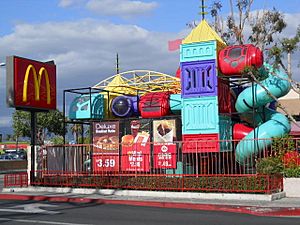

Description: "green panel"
219 115 233 151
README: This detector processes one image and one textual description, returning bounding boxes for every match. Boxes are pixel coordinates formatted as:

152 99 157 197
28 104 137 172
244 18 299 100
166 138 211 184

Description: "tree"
209 1 300 91
5 134 14 142
209 0 286 50
268 27 300 77
206 0 300 126
70 123 83 144
12 110 65 145
50 136 64 145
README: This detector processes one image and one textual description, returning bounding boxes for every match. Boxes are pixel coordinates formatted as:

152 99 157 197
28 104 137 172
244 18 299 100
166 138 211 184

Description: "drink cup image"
155 120 174 143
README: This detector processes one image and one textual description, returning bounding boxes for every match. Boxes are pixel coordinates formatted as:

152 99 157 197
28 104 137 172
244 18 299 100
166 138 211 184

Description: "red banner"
154 144 177 169
121 144 150 172
121 132 150 172
93 155 119 172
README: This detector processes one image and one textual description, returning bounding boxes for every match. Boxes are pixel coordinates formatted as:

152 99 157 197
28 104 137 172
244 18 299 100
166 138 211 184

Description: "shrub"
257 135 300 177
256 157 283 175
283 167 300 178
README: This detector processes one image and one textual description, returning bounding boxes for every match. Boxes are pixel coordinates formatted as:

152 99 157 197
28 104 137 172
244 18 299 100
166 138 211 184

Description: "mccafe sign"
6 56 56 110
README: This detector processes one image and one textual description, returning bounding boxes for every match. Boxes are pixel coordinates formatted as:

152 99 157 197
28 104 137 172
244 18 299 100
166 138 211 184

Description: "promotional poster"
93 121 119 154
93 121 120 172
121 120 151 172
153 119 177 169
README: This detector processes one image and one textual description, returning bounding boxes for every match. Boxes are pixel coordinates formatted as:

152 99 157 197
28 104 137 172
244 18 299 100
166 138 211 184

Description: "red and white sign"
93 155 119 172
154 144 176 169
121 143 150 172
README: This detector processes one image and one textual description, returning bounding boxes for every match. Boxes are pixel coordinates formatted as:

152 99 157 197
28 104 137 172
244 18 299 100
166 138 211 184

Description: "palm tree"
70 124 83 144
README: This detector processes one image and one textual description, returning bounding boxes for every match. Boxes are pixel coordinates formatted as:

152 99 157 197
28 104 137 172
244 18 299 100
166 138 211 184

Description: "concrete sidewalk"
1 186 300 217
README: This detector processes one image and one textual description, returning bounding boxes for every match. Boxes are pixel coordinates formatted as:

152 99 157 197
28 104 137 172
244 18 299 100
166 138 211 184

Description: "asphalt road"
0 200 298 225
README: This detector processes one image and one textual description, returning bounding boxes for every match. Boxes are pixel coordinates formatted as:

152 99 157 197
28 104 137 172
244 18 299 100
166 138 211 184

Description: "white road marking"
0 218 92 225
0 203 59 214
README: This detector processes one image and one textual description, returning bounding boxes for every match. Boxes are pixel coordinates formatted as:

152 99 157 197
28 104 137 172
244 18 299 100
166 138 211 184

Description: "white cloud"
58 0 86 8
86 0 158 17
58 0 78 7
0 19 180 103
0 18 182 130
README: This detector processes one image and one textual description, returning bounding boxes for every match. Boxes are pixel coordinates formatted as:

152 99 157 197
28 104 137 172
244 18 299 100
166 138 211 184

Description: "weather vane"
199 0 208 20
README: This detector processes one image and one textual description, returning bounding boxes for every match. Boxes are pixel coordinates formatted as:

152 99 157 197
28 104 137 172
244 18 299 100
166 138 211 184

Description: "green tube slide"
235 63 291 165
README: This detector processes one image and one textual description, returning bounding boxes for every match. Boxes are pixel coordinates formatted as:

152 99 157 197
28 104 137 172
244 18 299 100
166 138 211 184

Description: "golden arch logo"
22 64 51 104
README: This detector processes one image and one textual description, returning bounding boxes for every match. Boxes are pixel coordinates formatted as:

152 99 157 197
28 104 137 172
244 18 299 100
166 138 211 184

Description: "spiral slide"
235 63 291 165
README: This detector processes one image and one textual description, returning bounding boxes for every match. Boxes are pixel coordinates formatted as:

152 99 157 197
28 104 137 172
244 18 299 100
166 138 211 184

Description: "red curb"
0 193 299 217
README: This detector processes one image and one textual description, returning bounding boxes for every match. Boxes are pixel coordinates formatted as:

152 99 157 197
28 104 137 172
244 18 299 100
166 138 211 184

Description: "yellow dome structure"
93 70 181 118
183 19 226 45
93 70 181 95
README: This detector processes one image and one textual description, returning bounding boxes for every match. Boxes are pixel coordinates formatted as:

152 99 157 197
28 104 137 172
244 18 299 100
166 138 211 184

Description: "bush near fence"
8 137 299 193
31 174 282 194
0 161 27 173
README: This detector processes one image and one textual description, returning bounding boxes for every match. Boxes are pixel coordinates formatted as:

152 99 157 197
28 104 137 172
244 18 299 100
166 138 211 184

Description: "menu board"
93 121 120 172
153 119 177 169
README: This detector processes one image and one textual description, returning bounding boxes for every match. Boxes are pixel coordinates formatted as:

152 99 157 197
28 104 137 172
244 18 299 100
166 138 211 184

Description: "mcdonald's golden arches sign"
6 56 56 110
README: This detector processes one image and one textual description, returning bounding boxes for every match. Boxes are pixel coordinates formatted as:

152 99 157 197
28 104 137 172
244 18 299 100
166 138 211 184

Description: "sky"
0 0 299 137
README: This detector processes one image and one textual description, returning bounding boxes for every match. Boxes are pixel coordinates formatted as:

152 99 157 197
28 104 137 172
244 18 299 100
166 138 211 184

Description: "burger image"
122 135 134 146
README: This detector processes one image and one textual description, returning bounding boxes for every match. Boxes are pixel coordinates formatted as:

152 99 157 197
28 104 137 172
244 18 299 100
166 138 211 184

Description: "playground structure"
32 19 293 193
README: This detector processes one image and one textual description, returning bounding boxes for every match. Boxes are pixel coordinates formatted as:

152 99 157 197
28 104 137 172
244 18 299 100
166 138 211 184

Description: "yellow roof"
103 74 135 95
182 20 226 45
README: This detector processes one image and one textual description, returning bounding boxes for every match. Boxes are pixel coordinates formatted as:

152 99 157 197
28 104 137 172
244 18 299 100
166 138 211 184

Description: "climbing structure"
66 18 292 172
180 20 232 153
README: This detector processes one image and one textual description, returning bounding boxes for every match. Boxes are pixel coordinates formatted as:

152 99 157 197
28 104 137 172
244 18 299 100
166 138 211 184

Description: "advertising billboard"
153 144 177 169
121 120 151 172
93 121 119 154
153 119 177 169
93 121 120 172
6 56 56 110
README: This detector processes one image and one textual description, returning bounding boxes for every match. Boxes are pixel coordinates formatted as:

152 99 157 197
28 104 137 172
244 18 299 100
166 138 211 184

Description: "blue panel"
182 96 219 134
180 41 217 62
181 60 217 98
169 94 182 114
69 94 104 120
219 115 233 152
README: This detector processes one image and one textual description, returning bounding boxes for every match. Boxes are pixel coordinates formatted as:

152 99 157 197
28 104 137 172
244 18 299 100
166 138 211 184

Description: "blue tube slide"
235 63 291 165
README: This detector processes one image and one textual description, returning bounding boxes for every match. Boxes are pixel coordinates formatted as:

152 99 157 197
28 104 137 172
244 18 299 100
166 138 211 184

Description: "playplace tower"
180 20 233 153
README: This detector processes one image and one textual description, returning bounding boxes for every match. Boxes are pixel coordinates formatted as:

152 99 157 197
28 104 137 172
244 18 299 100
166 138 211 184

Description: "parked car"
4 149 27 160
0 154 14 160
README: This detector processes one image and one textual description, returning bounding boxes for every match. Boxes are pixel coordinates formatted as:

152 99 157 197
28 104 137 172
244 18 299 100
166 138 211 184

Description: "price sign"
93 155 119 172
153 144 176 169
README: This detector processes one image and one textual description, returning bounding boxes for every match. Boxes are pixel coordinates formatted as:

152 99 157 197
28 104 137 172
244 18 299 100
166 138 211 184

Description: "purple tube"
111 95 139 117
